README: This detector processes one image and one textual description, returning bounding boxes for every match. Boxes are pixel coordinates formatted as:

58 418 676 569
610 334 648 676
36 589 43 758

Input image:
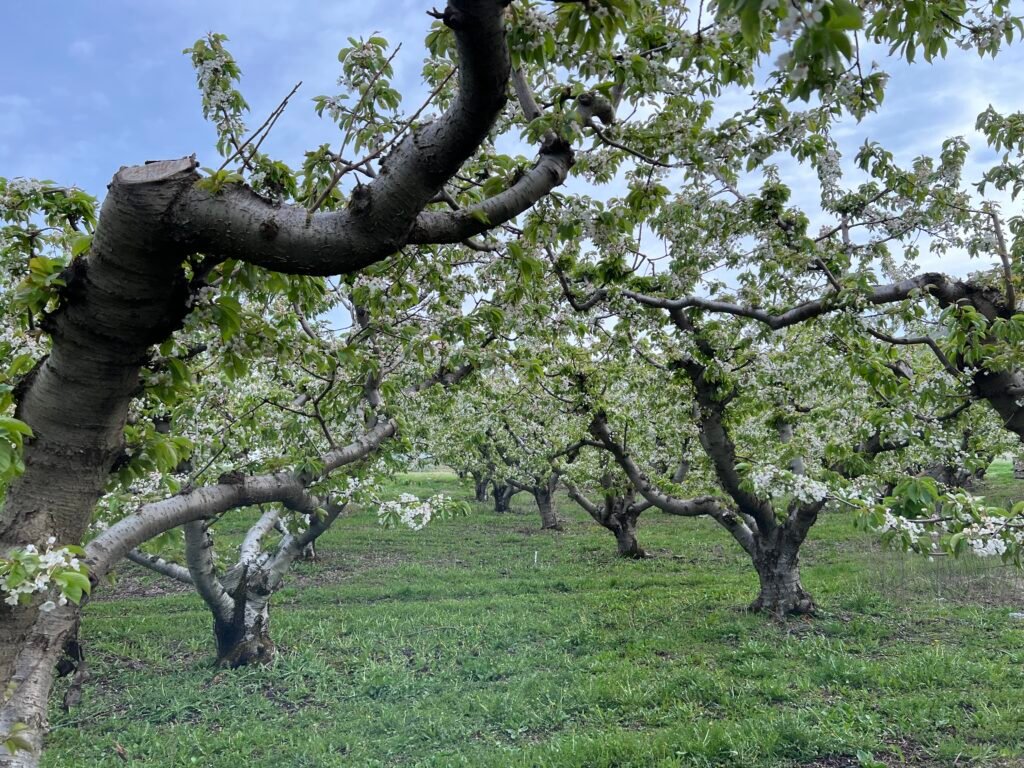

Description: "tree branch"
125 549 193 585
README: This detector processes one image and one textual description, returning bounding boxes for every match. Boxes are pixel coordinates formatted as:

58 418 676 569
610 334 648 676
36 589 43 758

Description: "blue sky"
2 2 1023 277
0 1 431 194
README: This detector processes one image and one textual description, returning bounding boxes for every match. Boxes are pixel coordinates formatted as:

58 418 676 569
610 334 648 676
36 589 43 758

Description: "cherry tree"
113 261 486 667
515 0 1024 574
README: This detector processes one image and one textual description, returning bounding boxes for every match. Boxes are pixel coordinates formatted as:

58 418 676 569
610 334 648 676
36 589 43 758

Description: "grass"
978 457 1022 509
42 469 1024 767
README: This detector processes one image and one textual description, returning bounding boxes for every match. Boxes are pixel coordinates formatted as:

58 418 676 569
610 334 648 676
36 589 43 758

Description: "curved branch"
183 521 234 625
125 549 193 585
168 0 515 275
588 413 727 519
239 506 281 566
561 476 603 521
866 328 960 378
406 141 574 245
622 272 1011 330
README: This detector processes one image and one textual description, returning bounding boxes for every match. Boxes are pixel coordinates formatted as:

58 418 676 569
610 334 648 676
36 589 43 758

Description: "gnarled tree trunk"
609 510 645 558
492 482 514 513
533 475 562 530
562 475 649 558
471 470 490 502
748 533 815 616
214 568 275 668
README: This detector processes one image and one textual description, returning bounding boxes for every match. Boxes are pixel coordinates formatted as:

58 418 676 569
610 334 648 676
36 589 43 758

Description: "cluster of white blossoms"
195 56 246 143
748 464 830 505
0 538 86 610
511 5 554 37
964 523 1009 557
870 490 1024 559
874 511 927 546
377 493 452 531
337 473 382 505
960 13 1021 52
0 177 46 206
762 0 828 39
815 146 843 202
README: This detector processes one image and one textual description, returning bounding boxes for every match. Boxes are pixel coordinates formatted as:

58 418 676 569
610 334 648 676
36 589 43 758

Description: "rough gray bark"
170 498 346 668
609 506 645 558
212 565 275 668
750 543 815 615
533 479 562 531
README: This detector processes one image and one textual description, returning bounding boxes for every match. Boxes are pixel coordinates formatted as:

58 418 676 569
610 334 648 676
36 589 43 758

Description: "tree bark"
749 541 815 616
534 478 562 530
471 470 490 502
213 568 275 668
0 606 77 766
610 512 645 559
492 482 514 513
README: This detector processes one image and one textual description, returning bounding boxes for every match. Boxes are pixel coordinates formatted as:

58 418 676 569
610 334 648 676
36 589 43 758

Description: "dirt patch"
801 737 937 767
93 561 194 601
287 549 412 587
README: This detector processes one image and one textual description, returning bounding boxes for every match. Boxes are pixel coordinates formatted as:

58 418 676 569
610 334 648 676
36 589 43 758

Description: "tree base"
748 588 816 617
216 634 275 668
612 524 645 559
617 546 648 560
214 609 275 668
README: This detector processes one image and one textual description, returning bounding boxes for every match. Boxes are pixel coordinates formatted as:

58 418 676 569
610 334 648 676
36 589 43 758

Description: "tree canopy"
2 0 1024 764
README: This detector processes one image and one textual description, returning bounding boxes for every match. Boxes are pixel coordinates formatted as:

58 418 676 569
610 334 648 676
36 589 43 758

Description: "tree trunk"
1014 456 1024 479
0 161 200 692
471 471 490 502
534 486 562 530
610 514 645 558
749 545 815 616
214 600 274 668
492 482 514 513
0 605 79 767
213 570 275 668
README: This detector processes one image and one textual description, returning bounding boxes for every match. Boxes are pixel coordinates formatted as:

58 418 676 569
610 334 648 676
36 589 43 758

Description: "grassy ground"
42 468 1024 768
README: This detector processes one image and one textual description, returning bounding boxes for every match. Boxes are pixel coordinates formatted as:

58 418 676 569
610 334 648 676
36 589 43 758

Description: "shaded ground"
43 467 1024 767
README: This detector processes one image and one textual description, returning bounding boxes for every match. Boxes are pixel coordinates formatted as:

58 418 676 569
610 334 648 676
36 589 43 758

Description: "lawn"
43 468 1024 767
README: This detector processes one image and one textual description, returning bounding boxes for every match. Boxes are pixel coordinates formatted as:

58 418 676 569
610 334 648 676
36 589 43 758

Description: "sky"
2 2 1023 280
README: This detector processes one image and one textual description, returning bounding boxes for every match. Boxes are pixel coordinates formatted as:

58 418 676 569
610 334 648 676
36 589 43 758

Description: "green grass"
43 471 1024 767
981 457 1023 509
